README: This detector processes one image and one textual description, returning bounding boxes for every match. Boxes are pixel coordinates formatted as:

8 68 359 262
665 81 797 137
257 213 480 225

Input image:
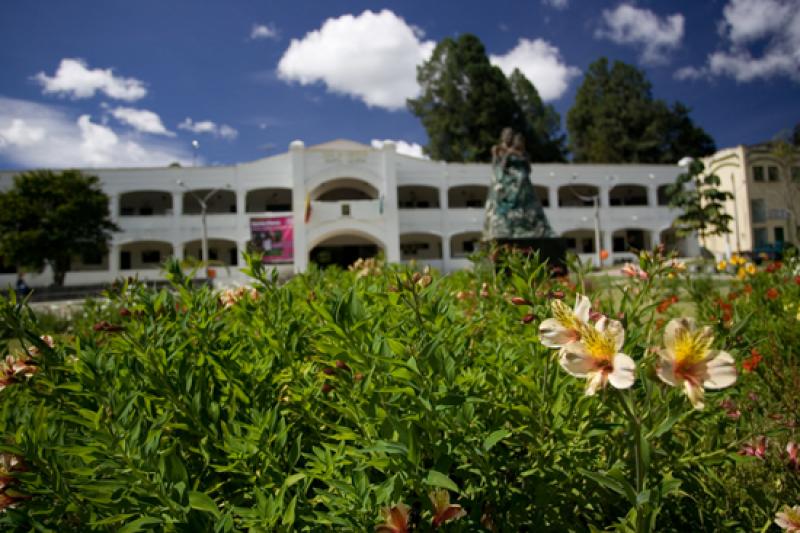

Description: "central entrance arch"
309 231 384 268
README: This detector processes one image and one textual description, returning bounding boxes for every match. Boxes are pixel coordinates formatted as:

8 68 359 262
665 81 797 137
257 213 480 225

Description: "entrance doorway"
309 234 382 268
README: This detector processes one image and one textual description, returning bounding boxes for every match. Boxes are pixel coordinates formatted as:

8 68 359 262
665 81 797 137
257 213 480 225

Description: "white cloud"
251 23 279 40
370 139 427 158
33 58 147 101
595 4 685 65
542 0 569 9
676 0 800 83
489 39 581 101
0 119 46 147
0 96 190 167
108 106 174 136
178 118 238 140
277 9 435 110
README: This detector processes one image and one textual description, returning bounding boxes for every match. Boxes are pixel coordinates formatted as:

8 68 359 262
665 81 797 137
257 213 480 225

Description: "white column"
647 185 658 207
290 141 307 273
172 191 183 263
548 186 558 209
598 186 610 208
438 182 448 210
109 193 119 221
441 234 451 272
109 243 120 276
603 231 614 263
381 142 401 263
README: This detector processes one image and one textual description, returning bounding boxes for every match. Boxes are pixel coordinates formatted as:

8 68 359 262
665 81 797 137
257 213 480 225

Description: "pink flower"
376 502 411 533
740 436 767 459
429 489 466 528
787 441 798 470
775 505 800 531
621 263 648 280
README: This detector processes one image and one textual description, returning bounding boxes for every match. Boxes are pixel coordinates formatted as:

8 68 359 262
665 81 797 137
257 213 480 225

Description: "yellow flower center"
673 329 712 366
581 326 616 363
552 299 579 330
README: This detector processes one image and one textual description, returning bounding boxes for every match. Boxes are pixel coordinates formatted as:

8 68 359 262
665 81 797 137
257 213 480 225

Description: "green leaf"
424 470 459 493
189 491 221 518
118 516 163 533
284 473 305 487
483 429 512 451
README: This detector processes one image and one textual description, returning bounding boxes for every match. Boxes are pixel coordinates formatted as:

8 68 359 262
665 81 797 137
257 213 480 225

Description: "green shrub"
0 250 797 531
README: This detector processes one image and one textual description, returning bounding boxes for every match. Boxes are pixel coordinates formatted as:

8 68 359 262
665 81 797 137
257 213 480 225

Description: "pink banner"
250 216 293 263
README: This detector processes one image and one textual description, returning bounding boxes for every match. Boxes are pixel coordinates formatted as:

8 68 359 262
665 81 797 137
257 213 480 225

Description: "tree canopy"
0 169 118 286
567 58 715 164
666 159 733 246
408 34 566 163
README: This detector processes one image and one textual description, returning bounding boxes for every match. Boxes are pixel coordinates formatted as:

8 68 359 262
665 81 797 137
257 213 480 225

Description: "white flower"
539 294 591 348
559 317 636 395
655 317 737 410
775 505 800 531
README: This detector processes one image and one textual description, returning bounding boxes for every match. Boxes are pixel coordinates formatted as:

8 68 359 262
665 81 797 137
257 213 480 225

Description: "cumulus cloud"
0 96 190 167
675 0 800 83
595 4 685 65
251 23 279 40
177 118 238 140
489 39 581 101
542 0 569 9
107 106 174 136
370 139 427 158
277 9 435 110
33 58 147 101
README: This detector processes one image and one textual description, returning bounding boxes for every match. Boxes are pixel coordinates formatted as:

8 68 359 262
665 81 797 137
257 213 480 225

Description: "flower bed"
0 250 798 531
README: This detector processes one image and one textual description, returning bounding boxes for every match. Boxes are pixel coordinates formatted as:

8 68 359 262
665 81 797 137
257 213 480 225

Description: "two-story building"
0 139 695 287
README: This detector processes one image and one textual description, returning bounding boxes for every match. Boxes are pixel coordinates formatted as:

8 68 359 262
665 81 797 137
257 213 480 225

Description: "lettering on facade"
322 151 368 165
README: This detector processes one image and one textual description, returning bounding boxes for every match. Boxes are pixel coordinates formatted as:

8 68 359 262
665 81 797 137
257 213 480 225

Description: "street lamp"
566 176 604 268
176 179 232 279
191 140 200 168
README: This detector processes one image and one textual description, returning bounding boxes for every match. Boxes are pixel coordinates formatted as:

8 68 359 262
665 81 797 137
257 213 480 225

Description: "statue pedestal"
487 237 569 274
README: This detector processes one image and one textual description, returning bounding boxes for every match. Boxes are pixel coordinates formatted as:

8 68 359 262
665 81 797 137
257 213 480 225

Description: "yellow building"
703 143 800 258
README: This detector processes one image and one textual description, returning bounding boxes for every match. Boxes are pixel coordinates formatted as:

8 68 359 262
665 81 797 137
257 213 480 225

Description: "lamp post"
176 180 231 279
566 177 603 267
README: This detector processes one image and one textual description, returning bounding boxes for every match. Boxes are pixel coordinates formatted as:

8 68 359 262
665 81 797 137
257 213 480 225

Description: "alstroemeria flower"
775 505 800 531
375 502 411 533
429 489 466 528
559 317 636 395
539 294 591 348
655 318 737 409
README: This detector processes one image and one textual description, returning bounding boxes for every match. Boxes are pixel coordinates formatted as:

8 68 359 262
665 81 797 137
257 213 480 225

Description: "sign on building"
250 216 293 263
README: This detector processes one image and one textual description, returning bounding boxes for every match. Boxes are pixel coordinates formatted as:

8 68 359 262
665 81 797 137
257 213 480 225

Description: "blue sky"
0 0 798 169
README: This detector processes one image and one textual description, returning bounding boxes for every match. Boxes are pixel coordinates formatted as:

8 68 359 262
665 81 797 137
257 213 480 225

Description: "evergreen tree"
0 170 118 286
567 58 715 163
666 159 733 250
508 68 567 162
408 34 566 163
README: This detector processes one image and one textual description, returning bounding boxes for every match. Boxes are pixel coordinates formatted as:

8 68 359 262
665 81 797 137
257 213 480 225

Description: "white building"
0 139 695 287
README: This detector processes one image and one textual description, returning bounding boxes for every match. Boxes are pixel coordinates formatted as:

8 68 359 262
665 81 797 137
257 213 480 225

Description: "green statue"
483 128 555 240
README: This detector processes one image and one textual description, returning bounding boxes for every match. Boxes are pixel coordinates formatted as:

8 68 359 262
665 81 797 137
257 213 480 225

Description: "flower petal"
704 351 737 389
539 319 575 348
608 353 636 389
559 347 594 377
684 380 705 409
585 370 607 395
655 355 680 387
664 317 694 352
573 294 592 323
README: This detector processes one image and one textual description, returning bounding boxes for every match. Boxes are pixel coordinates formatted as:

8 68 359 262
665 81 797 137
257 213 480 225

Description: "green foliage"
0 250 797 531
408 34 565 163
0 170 118 286
566 58 715 163
667 159 734 242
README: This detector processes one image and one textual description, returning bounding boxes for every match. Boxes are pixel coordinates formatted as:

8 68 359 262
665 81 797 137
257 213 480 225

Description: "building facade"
703 143 800 259
0 139 694 287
